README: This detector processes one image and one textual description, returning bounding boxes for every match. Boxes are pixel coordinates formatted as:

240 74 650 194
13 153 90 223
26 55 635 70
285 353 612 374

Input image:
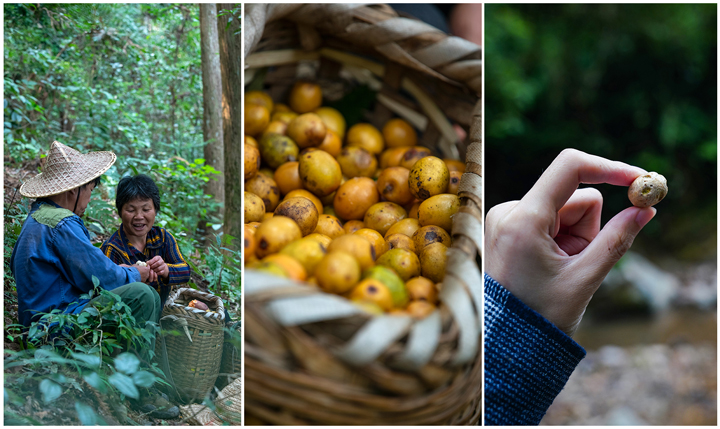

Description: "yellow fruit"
444 159 466 174
314 214 345 239
362 265 408 308
386 233 416 254
304 233 333 248
245 173 281 212
274 197 319 236
354 228 389 258
252 261 289 278
333 177 379 221
258 133 299 169
287 113 327 149
399 146 433 170
384 218 421 238
315 251 361 294
447 170 462 195
261 120 288 138
363 202 407 236
380 147 410 169
376 167 413 205
375 248 420 281
263 254 307 282
336 146 378 178
382 118 417 148
315 106 346 139
342 220 365 235
418 194 460 233
298 149 342 197
245 90 274 112
327 235 375 271
254 216 303 259
244 143 260 181
405 276 438 304
412 225 451 253
289 81 322 113
284 189 323 216
350 279 393 311
419 242 448 283
244 103 270 137
280 238 328 276
317 129 342 157
271 110 298 125
273 161 303 196
408 156 450 200
245 135 258 148
346 123 384 155
244 192 265 223
406 301 436 319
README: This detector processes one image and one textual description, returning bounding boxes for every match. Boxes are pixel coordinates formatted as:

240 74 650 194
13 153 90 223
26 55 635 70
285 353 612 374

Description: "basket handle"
243 3 481 95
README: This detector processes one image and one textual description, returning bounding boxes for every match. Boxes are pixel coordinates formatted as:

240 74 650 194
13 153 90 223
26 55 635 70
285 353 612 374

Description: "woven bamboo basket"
244 4 483 425
157 288 226 403
216 320 242 390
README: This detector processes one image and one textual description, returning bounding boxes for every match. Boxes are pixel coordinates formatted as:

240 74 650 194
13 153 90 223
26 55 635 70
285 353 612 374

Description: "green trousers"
83 282 161 362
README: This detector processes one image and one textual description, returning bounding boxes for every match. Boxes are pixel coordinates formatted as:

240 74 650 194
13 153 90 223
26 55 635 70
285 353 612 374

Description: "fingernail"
635 207 656 228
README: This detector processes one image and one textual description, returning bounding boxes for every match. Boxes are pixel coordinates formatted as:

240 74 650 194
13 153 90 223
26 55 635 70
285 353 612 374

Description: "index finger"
522 149 647 217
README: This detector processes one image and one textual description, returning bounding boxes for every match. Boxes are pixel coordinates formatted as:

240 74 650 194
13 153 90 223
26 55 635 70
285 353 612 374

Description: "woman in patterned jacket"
101 174 190 307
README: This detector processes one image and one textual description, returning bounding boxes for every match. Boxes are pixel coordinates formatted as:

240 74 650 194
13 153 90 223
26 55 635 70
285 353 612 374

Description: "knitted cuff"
484 273 586 425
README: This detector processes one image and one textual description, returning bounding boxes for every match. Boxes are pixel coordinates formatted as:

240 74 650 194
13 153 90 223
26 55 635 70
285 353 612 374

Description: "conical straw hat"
19 141 116 198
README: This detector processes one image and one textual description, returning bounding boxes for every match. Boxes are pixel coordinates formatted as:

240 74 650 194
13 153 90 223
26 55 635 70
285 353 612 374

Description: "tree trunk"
199 3 225 211
217 4 242 248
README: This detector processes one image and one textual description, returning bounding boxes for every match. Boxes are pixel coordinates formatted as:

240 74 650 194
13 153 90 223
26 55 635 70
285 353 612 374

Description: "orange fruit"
289 81 322 113
406 301 436 319
315 106 346 139
444 159 466 174
287 113 327 149
274 161 303 196
350 279 393 311
399 146 433 170
314 214 345 239
333 177 379 221
254 216 303 259
346 123 384 155
327 235 376 271
298 149 342 197
376 166 413 205
336 146 377 178
447 170 462 195
316 129 342 157
354 228 389 258
245 135 258 148
363 202 407 236
245 173 281 212
315 251 361 294
405 276 438 304
274 197 319 236
379 147 410 169
244 103 270 137
382 118 417 148
284 189 323 216
263 254 307 281
245 90 274 112
342 220 365 235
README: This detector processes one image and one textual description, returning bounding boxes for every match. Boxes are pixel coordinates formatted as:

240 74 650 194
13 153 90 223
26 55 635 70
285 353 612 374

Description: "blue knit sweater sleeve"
484 273 586 425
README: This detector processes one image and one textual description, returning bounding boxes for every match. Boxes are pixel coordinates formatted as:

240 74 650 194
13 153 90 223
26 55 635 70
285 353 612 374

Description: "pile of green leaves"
5 281 165 425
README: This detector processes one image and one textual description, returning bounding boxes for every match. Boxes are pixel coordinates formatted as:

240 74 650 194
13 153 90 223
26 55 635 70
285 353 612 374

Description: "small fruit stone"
628 172 668 208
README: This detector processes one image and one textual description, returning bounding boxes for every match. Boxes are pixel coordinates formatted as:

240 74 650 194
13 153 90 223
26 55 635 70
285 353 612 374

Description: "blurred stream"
541 256 717 425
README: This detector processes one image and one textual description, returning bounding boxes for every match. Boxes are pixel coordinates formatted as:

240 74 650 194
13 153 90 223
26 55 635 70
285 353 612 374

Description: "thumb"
571 206 656 290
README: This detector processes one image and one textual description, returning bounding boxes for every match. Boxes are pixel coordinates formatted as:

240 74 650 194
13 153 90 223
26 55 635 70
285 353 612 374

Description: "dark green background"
484 4 717 261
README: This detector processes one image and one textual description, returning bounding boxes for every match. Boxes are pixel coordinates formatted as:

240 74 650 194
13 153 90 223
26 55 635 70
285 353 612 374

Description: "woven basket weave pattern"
159 288 225 403
244 4 483 424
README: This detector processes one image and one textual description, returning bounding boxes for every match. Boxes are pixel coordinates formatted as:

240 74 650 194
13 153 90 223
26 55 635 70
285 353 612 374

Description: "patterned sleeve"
161 229 191 286
101 237 130 265
484 273 586 425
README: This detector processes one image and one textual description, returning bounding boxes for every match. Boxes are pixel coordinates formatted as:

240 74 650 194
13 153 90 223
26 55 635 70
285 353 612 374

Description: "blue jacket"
10 199 140 327
484 274 586 425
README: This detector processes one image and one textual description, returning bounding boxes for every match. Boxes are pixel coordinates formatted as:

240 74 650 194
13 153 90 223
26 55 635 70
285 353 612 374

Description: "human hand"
485 149 657 336
147 256 169 280
135 265 157 284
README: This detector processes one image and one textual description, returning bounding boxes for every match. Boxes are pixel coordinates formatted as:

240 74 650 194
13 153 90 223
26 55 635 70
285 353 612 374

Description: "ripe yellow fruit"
244 103 270 137
382 118 417 148
298 149 342 197
418 194 460 232
274 197 319 236
350 279 393 311
289 81 322 113
315 251 361 294
254 216 303 259
408 156 450 200
315 106 346 139
346 123 384 155
245 90 274 112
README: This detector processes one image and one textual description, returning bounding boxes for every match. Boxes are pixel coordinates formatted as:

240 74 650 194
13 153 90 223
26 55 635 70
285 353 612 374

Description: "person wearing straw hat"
10 141 161 331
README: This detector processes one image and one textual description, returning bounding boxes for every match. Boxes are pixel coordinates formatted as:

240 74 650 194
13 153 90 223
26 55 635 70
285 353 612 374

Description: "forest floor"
4 163 232 425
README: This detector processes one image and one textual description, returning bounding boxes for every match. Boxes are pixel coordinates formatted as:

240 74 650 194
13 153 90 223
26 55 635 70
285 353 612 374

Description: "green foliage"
4 3 203 163
4 284 165 424
485 4 717 259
